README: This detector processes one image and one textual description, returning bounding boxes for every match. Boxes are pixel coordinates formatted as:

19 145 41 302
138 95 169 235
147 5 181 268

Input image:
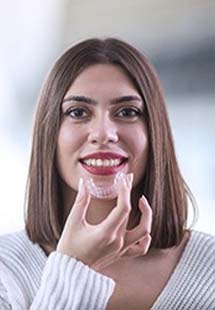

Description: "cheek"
55 124 82 170
135 133 148 156
57 124 81 153
129 125 148 179
125 124 148 156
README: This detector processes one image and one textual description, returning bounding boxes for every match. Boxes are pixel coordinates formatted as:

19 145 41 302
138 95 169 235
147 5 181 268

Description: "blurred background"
0 0 214 235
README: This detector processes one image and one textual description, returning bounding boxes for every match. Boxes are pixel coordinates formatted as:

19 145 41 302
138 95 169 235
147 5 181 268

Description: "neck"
85 197 118 224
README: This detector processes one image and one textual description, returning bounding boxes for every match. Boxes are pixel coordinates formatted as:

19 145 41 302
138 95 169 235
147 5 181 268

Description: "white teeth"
97 159 103 166
104 159 110 167
83 158 122 167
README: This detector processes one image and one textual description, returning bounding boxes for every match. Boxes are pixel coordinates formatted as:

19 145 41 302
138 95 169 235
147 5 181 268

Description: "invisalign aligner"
86 172 124 199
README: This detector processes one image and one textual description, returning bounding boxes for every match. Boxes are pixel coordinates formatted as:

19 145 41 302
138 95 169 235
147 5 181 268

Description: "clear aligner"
86 172 124 199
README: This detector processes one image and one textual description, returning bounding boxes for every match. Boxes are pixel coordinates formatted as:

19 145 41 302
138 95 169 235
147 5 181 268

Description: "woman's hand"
56 173 152 270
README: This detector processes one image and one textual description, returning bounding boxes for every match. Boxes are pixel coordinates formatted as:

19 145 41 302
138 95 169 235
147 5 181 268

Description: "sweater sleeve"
30 251 115 310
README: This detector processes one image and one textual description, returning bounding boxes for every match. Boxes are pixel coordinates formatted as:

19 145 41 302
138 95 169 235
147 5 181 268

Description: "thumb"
68 178 91 222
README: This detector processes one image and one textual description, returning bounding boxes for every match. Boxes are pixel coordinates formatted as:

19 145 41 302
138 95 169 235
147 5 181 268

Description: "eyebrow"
62 95 142 106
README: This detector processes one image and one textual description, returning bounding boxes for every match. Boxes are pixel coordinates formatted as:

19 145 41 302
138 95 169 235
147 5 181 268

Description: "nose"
87 115 119 145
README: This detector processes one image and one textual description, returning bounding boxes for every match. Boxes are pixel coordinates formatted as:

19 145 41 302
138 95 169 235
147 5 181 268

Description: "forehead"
65 64 139 96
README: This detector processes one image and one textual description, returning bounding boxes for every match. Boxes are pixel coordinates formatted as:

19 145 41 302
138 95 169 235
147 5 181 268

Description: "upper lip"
80 152 128 161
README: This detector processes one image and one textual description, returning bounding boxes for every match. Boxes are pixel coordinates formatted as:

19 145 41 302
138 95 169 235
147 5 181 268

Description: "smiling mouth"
79 157 128 176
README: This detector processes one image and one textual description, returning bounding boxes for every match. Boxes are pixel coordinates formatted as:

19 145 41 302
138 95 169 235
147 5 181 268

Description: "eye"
116 107 142 118
65 107 89 119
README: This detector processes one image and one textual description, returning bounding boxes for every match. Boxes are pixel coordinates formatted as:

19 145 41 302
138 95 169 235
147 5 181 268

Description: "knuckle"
122 204 131 215
144 233 152 243
143 228 151 236
142 235 152 253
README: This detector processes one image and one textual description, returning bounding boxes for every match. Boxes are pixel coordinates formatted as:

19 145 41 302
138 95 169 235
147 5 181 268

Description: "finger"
117 211 130 237
68 178 91 222
124 195 152 248
102 173 133 232
137 195 152 233
121 234 152 257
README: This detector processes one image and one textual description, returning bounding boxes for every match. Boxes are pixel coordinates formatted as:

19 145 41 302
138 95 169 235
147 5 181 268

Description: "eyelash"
65 107 143 120
117 108 142 118
65 108 88 118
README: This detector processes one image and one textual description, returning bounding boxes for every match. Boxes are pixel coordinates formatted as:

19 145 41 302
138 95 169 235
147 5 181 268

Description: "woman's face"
56 64 148 196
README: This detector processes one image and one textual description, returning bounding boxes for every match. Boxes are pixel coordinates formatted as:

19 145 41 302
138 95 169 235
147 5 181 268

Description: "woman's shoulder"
183 229 215 268
0 230 46 269
0 230 47 296
0 230 29 257
190 229 215 248
0 229 26 242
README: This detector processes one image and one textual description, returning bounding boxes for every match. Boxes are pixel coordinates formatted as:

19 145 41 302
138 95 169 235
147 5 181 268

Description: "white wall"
167 96 215 235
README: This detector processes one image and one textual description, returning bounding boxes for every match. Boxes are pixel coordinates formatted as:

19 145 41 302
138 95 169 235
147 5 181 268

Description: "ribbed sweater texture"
0 230 214 309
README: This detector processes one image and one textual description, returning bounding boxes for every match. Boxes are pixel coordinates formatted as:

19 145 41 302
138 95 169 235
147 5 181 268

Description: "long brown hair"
25 38 196 248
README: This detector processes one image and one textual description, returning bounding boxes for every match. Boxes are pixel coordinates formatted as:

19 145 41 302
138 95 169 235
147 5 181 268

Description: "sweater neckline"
24 229 198 309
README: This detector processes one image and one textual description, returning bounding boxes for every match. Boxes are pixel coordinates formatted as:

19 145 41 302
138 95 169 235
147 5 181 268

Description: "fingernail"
141 195 148 204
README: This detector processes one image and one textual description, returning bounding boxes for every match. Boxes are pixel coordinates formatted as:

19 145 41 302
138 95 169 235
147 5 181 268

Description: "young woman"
0 38 214 310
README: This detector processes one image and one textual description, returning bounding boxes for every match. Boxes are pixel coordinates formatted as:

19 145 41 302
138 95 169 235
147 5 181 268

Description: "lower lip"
80 161 127 175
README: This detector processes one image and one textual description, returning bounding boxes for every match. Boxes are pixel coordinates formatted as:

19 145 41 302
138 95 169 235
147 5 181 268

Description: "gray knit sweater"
0 230 214 309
